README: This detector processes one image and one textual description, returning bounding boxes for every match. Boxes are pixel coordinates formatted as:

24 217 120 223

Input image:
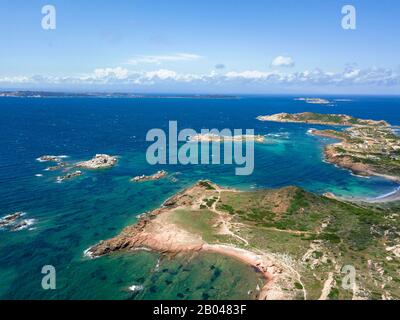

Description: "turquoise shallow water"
0 95 399 299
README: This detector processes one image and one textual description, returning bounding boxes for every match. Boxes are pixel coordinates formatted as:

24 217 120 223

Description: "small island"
85 180 400 300
294 98 330 105
75 154 117 169
131 170 168 182
189 133 266 143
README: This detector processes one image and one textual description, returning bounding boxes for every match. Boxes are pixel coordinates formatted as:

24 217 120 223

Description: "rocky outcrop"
76 154 117 169
131 170 167 182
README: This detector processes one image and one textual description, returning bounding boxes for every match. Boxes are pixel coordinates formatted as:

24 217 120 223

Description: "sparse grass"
170 209 218 242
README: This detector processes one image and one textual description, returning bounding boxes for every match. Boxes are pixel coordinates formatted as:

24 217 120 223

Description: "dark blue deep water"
0 95 399 299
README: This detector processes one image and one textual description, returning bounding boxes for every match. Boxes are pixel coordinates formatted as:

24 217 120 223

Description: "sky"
0 0 399 94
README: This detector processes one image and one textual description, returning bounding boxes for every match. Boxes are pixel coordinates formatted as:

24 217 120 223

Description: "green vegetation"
328 287 340 300
213 186 400 299
294 282 304 290
280 112 388 126
198 181 216 190
170 209 219 243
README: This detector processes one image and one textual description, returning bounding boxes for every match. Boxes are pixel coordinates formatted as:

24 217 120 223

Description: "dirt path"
318 272 334 300
208 189 249 246
207 187 308 299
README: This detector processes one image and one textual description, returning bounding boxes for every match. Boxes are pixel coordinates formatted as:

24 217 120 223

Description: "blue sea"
0 95 399 299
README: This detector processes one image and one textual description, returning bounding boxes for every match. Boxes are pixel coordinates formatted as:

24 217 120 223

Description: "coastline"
325 185 400 203
258 112 400 184
83 179 400 300
84 181 303 300
368 186 400 203
310 129 400 183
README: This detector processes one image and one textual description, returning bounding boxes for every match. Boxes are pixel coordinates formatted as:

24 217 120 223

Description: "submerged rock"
0 212 24 228
10 219 36 231
0 212 35 231
57 170 82 183
37 155 63 163
45 162 67 171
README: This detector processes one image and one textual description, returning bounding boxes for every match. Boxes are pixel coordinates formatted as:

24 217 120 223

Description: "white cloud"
271 55 295 68
126 53 202 65
0 76 31 83
144 69 177 80
93 67 128 80
225 70 270 79
1 66 399 89
343 68 361 79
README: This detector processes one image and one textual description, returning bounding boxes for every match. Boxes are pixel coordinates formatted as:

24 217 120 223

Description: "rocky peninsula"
85 180 400 300
310 125 400 181
258 112 399 181
257 112 389 127
294 98 330 105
